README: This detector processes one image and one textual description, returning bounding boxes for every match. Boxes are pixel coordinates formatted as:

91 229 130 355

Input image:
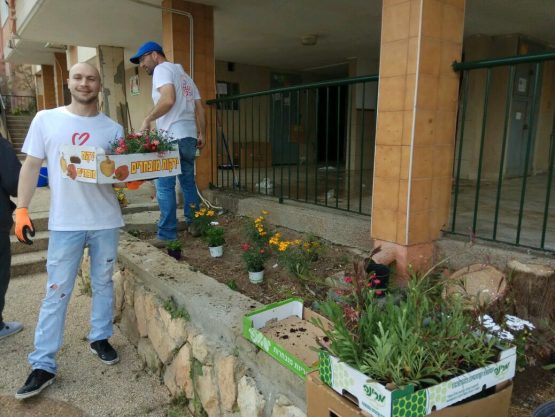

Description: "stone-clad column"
161 0 215 190
40 64 56 110
96 45 128 131
372 0 465 276
54 52 69 107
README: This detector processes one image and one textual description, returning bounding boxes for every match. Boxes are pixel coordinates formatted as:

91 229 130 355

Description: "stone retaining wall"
112 247 307 417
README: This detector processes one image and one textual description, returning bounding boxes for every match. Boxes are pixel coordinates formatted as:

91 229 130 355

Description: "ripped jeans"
29 228 120 374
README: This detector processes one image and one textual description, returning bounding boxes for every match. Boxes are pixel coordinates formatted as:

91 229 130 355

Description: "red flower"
375 290 383 296
343 276 353 284
241 243 250 251
259 248 265 254
373 279 381 285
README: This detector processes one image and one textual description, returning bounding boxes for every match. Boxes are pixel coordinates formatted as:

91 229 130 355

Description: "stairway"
10 215 49 277
9 202 160 278
6 114 33 158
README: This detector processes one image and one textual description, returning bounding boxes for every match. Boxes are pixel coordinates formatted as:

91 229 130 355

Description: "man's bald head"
67 62 101 106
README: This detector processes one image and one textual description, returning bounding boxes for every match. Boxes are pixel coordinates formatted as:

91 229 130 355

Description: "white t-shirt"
22 107 125 231
152 62 201 140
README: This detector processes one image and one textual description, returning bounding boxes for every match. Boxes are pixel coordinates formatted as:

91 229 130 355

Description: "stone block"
197 365 220 417
237 376 265 417
138 338 163 376
148 316 177 363
191 334 210 364
164 343 194 398
216 355 237 412
122 270 135 307
113 270 124 322
167 316 188 345
133 286 148 338
118 307 139 346
270 395 306 417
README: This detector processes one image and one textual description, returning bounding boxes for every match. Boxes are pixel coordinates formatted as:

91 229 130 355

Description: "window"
216 81 240 110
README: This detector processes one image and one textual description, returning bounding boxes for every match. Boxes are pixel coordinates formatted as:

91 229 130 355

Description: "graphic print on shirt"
71 132 91 145
181 77 193 100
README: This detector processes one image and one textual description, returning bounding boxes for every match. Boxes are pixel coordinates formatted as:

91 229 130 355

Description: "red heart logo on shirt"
72 132 90 145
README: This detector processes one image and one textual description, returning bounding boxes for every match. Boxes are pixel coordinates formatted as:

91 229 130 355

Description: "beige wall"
125 67 153 132
534 61 555 174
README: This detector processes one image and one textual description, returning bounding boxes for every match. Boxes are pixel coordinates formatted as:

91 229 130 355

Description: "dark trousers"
0 230 11 325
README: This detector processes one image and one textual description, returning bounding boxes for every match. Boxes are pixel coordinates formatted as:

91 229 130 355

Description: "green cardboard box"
243 298 330 379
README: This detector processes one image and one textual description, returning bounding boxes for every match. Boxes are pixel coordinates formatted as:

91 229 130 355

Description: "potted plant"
166 239 182 260
241 243 270 284
205 226 225 257
189 205 216 237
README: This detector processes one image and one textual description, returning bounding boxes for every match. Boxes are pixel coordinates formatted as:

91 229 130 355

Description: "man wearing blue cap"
130 41 205 246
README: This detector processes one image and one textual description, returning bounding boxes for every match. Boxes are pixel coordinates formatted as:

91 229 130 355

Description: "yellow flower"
261 210 269 215
293 239 302 245
207 210 215 216
194 213 200 218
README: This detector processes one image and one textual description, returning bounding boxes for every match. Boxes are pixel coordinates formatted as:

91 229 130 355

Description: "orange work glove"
126 181 145 190
15 208 35 245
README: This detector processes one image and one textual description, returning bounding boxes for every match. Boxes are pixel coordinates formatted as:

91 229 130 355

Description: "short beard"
71 93 98 105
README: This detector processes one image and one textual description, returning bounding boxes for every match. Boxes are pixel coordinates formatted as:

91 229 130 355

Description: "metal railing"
207 75 378 215
3 94 36 115
449 51 555 251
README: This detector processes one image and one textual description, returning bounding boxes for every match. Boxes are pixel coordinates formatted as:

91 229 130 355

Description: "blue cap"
130 41 164 64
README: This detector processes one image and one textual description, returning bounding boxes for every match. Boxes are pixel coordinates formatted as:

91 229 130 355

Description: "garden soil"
134 212 555 417
260 315 326 367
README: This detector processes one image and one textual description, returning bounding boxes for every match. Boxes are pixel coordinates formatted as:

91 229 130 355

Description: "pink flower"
152 140 160 146
343 276 353 284
116 146 125 154
241 243 250 251
373 279 381 285
375 290 383 296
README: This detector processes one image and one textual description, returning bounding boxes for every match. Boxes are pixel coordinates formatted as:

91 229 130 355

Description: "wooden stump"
506 260 555 324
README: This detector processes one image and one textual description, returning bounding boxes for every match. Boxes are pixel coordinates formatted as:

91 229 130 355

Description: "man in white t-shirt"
13 63 125 400
130 41 206 245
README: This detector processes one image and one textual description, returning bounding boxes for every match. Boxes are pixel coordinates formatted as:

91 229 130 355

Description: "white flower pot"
248 269 264 284
209 245 224 258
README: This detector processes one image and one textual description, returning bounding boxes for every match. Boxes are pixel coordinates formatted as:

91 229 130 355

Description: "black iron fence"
3 94 36 115
206 75 378 215
449 51 555 251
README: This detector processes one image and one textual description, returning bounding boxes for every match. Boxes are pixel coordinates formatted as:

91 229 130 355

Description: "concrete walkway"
1 184 186 417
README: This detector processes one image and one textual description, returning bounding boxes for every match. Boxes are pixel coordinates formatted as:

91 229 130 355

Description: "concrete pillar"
54 52 68 106
161 0 215 190
371 0 465 276
96 45 128 130
67 46 79 68
40 65 56 109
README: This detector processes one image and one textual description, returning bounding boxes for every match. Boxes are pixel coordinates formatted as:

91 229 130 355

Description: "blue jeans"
156 137 199 240
29 228 120 374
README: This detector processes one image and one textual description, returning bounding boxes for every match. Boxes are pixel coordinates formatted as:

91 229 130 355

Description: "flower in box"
109 129 175 155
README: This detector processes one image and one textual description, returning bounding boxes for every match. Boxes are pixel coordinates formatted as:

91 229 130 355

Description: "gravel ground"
0 273 173 417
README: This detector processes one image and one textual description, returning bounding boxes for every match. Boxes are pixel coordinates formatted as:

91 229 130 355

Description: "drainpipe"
127 0 194 77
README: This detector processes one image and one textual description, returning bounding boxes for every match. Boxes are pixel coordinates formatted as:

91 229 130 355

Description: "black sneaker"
90 339 119 365
15 369 55 400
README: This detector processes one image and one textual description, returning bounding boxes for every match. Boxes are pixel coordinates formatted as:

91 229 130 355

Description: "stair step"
11 250 48 277
10 231 49 255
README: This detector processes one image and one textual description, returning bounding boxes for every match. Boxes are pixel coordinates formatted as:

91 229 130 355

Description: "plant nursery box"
319 345 516 417
307 371 512 417
59 144 180 184
243 298 331 379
